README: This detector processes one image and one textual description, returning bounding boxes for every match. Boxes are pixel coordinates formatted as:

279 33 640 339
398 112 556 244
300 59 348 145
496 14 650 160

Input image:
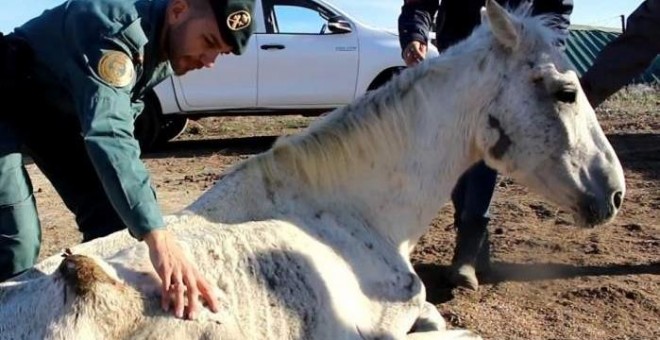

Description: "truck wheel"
134 103 160 151
367 67 405 91
156 115 188 145
134 93 164 151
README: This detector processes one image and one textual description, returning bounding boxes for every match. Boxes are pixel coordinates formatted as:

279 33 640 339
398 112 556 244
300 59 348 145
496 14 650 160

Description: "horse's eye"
555 88 577 103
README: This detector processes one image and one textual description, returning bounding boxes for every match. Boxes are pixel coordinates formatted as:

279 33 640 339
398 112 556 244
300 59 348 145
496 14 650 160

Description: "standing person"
581 0 660 107
0 0 255 320
397 0 573 290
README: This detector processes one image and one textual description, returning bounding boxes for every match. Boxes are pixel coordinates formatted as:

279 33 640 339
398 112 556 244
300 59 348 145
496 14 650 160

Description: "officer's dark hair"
184 0 213 17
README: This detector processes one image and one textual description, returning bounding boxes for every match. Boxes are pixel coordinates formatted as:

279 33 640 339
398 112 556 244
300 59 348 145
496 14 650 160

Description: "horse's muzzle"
576 189 624 228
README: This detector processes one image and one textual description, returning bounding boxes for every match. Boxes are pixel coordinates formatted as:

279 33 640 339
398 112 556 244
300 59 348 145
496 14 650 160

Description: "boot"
450 216 491 290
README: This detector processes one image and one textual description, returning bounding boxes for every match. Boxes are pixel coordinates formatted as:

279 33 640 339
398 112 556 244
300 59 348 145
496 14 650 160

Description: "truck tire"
367 67 405 91
155 115 188 145
134 95 161 151
134 92 188 151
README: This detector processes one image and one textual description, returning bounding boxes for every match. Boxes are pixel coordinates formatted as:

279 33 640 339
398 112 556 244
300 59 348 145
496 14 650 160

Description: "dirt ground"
30 86 658 339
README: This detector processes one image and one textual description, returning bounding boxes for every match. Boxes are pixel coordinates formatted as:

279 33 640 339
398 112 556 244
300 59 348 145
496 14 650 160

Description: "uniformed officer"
397 0 573 290
581 0 660 107
0 0 255 320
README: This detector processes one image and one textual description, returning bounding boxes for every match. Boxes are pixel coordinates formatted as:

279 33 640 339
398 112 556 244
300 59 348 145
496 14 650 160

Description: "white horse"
0 1 625 339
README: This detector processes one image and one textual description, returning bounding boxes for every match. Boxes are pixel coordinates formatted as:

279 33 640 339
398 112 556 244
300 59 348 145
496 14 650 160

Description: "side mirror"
327 16 352 34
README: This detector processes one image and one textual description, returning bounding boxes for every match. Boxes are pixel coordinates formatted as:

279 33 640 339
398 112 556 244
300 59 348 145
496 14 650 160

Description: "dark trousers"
0 35 126 281
581 0 660 107
450 160 498 266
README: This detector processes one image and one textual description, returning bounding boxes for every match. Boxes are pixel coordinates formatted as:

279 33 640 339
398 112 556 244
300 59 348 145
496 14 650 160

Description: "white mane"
254 8 565 193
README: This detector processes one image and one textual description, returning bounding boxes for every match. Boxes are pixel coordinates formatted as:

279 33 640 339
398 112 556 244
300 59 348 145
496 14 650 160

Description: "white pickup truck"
136 0 439 149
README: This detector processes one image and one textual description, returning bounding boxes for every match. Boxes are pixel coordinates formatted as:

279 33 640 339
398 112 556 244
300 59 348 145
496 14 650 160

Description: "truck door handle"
260 44 285 50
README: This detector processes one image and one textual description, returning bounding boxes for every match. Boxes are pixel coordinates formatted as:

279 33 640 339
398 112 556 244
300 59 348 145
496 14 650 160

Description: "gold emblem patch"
227 10 251 31
97 51 134 87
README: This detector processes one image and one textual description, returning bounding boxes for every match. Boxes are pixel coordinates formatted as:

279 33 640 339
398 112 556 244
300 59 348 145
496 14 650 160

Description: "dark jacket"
6 0 173 239
398 0 574 52
581 0 660 107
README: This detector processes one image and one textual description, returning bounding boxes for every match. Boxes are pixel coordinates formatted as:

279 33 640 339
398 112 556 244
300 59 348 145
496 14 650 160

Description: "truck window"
273 5 324 34
263 0 336 35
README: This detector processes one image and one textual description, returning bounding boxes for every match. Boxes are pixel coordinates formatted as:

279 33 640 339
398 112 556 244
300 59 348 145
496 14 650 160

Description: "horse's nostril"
612 191 623 210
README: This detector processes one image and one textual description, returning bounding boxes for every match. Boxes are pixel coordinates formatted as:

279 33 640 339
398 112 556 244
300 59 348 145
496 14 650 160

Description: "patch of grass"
598 84 659 117
595 84 659 134
178 115 317 140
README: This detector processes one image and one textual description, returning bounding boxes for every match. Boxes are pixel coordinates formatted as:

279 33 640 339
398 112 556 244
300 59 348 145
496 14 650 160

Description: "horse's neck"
336 82 482 254
183 162 276 223
185 51 494 256
281 68 485 255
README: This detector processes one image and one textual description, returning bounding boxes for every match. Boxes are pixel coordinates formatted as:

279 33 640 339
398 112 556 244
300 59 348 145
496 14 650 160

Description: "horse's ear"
484 0 520 51
480 6 489 26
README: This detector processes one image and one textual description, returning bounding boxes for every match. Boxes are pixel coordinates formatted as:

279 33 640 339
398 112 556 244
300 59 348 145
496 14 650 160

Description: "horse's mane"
254 56 435 191
254 6 562 191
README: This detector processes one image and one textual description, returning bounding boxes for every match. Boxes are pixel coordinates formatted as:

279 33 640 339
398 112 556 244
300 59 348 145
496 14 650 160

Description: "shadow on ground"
414 261 660 304
142 135 278 159
607 132 660 182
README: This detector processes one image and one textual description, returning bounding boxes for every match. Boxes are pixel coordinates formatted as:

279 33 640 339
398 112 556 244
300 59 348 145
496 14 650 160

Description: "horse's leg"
406 330 483 340
406 302 482 339
409 302 446 332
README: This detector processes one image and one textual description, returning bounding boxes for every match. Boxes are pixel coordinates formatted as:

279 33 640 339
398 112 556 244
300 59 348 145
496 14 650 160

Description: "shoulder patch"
227 10 251 31
97 51 134 87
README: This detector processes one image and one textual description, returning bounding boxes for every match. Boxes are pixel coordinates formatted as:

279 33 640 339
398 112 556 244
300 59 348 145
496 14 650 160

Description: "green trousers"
0 114 128 281
0 123 41 281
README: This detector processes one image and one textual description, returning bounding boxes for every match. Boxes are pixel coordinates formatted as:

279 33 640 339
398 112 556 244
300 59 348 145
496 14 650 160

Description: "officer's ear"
166 0 191 25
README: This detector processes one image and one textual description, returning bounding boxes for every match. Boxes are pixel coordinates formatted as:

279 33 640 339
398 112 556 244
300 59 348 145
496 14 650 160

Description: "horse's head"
474 0 625 227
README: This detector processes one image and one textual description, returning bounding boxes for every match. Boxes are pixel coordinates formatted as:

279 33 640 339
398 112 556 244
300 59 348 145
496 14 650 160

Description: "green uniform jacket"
13 0 174 239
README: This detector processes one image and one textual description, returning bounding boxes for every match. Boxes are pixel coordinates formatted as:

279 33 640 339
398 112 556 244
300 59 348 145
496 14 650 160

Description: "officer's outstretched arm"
68 45 219 320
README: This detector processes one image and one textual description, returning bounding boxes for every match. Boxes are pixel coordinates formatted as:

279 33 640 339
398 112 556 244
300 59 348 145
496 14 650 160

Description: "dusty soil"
29 86 659 339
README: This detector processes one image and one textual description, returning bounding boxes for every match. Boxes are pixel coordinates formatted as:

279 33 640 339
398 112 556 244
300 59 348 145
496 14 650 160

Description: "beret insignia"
227 10 251 31
97 51 134 87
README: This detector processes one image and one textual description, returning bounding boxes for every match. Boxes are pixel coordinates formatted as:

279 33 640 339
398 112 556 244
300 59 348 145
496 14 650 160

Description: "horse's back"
164 217 422 339
3 215 422 339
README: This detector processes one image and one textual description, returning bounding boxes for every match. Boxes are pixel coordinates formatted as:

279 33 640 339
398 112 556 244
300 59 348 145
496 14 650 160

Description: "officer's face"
164 0 233 75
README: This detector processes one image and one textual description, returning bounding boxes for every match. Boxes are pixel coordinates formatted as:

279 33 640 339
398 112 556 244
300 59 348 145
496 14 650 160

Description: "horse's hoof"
451 265 479 291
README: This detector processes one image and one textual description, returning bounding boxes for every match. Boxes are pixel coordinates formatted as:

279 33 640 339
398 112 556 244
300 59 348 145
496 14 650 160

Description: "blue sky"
0 0 644 33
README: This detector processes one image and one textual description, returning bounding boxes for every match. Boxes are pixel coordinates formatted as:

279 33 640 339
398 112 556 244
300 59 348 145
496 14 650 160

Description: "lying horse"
0 1 625 339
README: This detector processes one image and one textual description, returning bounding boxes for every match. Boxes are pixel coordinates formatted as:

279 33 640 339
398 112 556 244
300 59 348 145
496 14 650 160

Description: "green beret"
210 0 255 55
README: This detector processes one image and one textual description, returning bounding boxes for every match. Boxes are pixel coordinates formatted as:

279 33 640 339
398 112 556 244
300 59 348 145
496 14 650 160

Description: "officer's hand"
144 229 220 320
403 41 427 66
